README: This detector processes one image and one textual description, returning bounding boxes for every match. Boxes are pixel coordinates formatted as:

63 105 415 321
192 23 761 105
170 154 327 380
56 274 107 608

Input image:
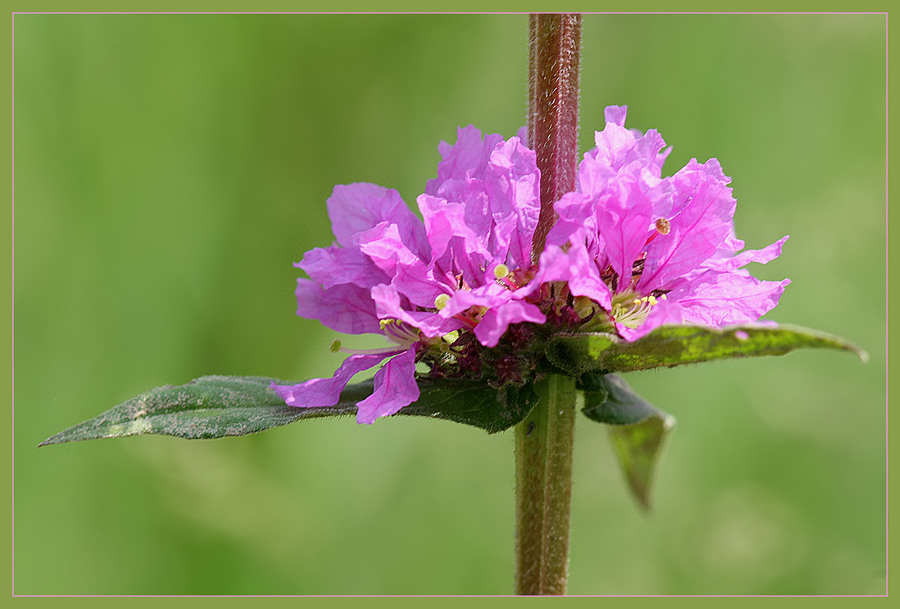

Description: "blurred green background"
14 14 885 595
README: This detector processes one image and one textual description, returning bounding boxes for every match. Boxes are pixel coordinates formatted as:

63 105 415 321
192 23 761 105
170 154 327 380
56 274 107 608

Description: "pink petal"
295 279 381 335
357 222 419 275
298 245 387 289
484 136 541 268
546 192 597 248
417 194 492 285
272 350 400 409
522 242 612 309
604 105 629 127
596 180 654 291
707 235 789 272
327 183 428 258
474 301 546 348
673 270 791 326
356 346 420 424
638 160 737 292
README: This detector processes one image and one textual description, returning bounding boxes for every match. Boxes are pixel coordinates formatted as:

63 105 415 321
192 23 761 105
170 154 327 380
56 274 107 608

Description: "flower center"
610 290 665 329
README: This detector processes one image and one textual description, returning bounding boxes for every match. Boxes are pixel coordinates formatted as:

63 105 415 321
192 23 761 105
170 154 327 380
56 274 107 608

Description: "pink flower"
276 108 790 423
541 105 790 340
274 128 546 423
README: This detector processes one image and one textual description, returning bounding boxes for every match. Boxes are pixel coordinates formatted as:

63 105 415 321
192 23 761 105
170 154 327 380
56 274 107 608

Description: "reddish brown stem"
515 13 582 597
528 13 582 261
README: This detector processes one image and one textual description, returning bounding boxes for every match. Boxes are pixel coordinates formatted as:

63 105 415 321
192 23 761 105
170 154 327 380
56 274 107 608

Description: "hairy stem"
515 374 578 595
514 13 582 596
528 13 582 261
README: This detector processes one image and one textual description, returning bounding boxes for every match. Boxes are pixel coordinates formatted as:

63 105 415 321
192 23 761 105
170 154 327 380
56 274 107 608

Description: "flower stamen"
328 321 421 356
493 263 519 290
610 290 661 329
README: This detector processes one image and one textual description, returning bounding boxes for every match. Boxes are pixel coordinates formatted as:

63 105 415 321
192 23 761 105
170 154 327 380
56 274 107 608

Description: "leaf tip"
828 336 869 363
37 435 62 447
636 494 653 513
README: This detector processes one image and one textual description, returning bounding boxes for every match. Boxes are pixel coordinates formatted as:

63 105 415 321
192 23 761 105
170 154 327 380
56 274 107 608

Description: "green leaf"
39 375 538 446
405 377 538 433
39 375 350 445
580 373 675 510
546 323 867 375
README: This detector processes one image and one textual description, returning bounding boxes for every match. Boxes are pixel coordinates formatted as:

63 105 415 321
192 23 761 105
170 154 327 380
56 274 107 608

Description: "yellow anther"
434 293 450 310
641 296 649 302
661 294 668 300
379 319 394 330
442 330 460 344
493 264 510 280
648 295 658 305
633 298 641 305
329 339 342 352
655 217 671 235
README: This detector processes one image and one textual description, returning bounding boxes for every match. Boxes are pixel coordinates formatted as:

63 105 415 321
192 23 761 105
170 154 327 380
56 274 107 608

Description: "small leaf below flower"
546 323 867 375
39 375 538 446
580 373 675 510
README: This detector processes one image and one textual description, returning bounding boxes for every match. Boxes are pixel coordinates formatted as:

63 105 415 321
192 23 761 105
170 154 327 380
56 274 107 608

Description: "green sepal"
579 372 675 510
39 375 539 446
546 323 867 376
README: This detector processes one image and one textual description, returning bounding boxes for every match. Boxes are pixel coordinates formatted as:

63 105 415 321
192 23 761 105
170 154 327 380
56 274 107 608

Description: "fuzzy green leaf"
580 373 674 510
39 375 539 446
546 323 867 375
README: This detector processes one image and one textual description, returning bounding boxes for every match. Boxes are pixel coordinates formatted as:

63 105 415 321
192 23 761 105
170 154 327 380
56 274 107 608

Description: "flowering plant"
40 14 865 595
272 104 798 428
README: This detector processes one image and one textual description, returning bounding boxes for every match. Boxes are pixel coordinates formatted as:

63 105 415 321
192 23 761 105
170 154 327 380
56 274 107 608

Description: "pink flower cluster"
274 106 789 424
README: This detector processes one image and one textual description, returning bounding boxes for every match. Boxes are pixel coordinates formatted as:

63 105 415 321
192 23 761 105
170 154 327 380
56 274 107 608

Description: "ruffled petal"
522 241 612 309
297 245 387 289
356 222 447 309
272 349 399 409
295 279 381 335
591 120 639 175
327 183 428 258
596 179 654 291
426 125 505 197
356 346 420 424
417 194 491 285
638 159 737 292
604 104 629 127
581 106 670 195
706 235 789 272
438 282 508 318
474 301 546 348
546 192 596 247
484 136 541 268
671 270 791 326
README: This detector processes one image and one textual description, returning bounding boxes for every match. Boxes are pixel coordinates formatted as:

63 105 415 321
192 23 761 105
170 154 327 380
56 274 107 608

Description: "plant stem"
515 13 582 596
528 13 582 261
515 374 578 595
